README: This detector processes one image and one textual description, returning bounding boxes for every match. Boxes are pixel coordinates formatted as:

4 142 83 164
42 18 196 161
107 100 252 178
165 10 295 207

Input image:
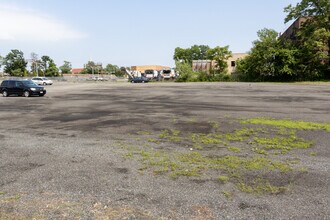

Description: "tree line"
80 61 124 77
0 50 67 77
174 0 329 82
0 50 125 77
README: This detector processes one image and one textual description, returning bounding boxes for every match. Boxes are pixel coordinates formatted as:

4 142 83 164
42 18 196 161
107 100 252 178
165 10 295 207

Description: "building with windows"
227 53 248 73
131 65 170 73
192 53 248 74
192 60 215 73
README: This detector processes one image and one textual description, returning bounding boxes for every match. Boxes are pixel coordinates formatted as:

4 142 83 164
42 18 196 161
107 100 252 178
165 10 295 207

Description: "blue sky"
0 0 300 68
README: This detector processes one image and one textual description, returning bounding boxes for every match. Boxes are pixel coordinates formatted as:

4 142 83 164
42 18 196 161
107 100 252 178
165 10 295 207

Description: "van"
0 80 46 97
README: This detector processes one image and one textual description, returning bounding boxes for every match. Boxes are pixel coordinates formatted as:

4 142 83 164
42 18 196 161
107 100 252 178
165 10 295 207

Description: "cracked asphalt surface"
0 81 329 219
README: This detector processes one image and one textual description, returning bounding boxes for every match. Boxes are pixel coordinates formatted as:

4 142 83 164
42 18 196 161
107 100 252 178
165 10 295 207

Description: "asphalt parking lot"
0 81 329 219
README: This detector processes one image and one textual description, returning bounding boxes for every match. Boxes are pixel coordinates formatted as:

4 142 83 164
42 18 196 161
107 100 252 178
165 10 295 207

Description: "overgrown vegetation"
174 45 233 82
116 117 326 194
234 1 330 81
174 0 330 82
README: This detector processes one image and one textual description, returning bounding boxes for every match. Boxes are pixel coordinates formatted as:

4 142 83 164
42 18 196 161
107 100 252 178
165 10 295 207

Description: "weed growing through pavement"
310 152 317 156
227 147 241 153
237 179 289 195
118 118 321 194
159 129 182 142
209 121 220 130
241 117 330 132
218 176 230 183
221 190 232 198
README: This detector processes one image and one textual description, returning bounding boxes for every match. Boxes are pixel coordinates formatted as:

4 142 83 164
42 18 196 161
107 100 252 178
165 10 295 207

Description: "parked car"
31 77 53 85
91 76 108 81
130 76 149 83
0 79 46 97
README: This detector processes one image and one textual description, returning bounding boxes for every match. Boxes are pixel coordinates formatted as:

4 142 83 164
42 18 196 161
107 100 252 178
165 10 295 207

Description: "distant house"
71 68 84 74
192 53 248 74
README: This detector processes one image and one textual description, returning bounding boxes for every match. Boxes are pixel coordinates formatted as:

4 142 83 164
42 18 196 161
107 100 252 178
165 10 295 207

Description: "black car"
0 79 46 97
130 76 149 83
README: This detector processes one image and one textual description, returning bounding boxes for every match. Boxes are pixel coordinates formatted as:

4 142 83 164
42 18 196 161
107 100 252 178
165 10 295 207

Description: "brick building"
280 17 309 40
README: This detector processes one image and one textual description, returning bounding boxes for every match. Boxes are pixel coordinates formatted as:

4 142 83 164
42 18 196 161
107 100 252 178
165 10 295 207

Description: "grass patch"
237 179 288 194
137 131 152 135
252 147 268 155
147 138 160 144
252 135 313 154
159 129 182 142
125 117 317 194
132 147 293 186
221 190 232 198
209 121 220 130
218 176 230 183
242 117 330 132
190 128 256 149
310 152 317 156
227 147 241 153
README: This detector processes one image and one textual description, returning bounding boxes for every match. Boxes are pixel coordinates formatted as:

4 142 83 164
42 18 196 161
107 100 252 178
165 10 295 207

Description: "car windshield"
42 77 48 80
22 80 38 86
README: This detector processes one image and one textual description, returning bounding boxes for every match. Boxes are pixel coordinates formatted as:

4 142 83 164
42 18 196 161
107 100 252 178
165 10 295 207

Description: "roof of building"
71 68 84 74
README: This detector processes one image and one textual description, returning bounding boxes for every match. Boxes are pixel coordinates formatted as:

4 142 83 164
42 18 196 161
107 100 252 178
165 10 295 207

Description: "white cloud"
0 4 87 42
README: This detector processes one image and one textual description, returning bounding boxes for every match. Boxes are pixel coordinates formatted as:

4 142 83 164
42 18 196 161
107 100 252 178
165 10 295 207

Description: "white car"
31 77 53 85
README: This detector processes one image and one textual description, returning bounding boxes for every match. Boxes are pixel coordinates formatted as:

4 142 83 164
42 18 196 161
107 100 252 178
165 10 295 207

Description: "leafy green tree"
3 49 27 76
82 61 95 74
174 47 190 63
190 45 210 61
174 45 210 64
105 64 118 74
234 1 329 81
284 0 330 79
40 56 59 77
47 62 60 77
206 46 232 74
175 61 198 82
285 0 330 37
105 64 123 77
82 61 103 74
236 29 298 81
59 61 72 74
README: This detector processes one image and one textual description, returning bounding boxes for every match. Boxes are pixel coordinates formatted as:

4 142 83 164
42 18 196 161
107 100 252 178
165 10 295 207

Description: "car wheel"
142 81 145 83
23 91 30 97
131 80 135 83
2 90 8 97
43 82 46 85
